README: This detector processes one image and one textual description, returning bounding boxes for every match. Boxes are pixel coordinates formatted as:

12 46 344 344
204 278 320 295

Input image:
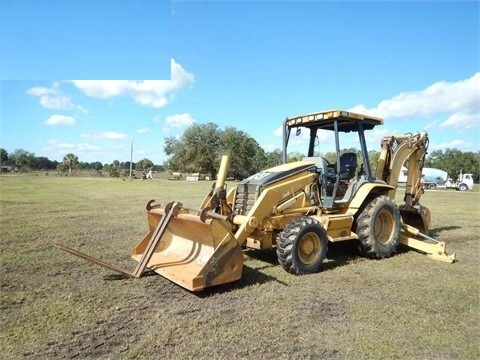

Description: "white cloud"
40 93 71 109
364 126 392 146
79 131 128 140
43 139 103 162
27 86 72 109
165 113 196 128
27 87 52 96
69 59 194 108
69 80 127 98
429 139 474 151
45 139 102 152
101 131 128 140
46 139 74 149
349 72 480 132
439 111 479 131
45 114 75 126
273 126 283 137
260 142 280 152
137 126 151 134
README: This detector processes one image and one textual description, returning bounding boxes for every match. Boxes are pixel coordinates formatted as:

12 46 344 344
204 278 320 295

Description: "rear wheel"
276 216 328 275
356 195 401 258
427 183 436 190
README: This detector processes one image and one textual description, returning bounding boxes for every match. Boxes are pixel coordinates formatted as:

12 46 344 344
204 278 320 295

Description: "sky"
0 0 479 165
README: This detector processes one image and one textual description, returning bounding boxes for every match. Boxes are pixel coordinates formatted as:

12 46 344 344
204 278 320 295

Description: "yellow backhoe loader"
55 110 455 291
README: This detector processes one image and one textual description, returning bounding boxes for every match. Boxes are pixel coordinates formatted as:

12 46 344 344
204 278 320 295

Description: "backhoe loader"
55 109 455 291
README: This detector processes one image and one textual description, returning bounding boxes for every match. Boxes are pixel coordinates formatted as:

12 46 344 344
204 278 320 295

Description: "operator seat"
338 152 357 180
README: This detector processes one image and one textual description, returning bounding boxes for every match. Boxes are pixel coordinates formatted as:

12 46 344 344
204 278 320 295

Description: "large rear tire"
276 216 328 275
356 195 401 258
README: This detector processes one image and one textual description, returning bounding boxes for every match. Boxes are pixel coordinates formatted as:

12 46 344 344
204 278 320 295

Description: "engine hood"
239 161 316 188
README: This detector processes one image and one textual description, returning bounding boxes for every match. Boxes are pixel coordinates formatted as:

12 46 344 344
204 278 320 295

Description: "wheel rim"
298 232 321 264
374 209 394 245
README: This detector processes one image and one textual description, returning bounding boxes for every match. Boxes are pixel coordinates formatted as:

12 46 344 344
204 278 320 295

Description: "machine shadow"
196 242 361 297
428 225 461 237
194 265 288 298
323 241 360 270
103 269 158 281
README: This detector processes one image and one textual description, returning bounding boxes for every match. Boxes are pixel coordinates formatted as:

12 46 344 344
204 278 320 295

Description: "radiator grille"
234 183 260 215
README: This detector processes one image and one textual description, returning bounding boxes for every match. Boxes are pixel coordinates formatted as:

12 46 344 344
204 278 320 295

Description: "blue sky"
1 0 479 165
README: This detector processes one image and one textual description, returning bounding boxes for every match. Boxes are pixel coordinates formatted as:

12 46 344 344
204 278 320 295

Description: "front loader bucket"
132 206 244 291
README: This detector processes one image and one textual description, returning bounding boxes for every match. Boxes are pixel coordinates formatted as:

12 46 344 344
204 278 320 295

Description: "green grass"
1 174 479 359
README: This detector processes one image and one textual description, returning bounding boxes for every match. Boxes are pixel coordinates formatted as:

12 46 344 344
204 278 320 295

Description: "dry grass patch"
1 175 479 359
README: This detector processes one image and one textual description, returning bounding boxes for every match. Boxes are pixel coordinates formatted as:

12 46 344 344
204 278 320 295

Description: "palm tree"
11 148 32 172
63 153 79 175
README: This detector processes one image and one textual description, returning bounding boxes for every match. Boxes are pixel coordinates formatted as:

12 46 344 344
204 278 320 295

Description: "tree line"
0 148 165 177
164 123 282 179
424 149 479 180
1 123 478 181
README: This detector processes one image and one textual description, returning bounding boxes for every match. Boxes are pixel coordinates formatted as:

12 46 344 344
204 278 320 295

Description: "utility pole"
129 141 133 179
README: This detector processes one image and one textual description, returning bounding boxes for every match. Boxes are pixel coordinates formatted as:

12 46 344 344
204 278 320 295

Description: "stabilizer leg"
399 223 456 263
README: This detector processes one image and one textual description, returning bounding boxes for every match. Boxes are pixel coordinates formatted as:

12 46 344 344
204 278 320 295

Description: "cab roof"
285 109 384 132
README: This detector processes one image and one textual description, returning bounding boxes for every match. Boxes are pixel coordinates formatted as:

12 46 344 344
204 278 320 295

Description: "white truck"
447 172 474 191
422 170 474 191
399 167 474 191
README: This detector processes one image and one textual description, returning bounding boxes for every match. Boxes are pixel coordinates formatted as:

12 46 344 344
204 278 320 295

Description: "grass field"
1 174 479 359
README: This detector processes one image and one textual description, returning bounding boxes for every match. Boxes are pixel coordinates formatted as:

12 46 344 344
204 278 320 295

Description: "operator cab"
283 110 383 208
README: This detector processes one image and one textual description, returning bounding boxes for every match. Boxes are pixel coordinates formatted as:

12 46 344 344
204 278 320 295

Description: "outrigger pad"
399 223 456 263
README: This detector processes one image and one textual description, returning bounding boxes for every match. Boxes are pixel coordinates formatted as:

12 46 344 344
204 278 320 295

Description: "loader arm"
198 155 230 213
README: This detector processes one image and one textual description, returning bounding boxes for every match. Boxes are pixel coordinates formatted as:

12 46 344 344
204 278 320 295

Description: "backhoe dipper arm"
375 132 428 208
374 132 454 262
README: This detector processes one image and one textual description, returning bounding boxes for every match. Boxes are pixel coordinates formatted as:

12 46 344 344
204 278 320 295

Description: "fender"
345 182 394 215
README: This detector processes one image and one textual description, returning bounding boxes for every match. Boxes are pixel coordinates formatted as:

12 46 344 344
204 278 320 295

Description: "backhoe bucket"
132 206 244 291
399 204 431 234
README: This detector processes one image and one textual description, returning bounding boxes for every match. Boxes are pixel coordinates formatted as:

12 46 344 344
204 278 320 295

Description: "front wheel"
355 195 401 258
458 183 468 191
276 216 328 275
